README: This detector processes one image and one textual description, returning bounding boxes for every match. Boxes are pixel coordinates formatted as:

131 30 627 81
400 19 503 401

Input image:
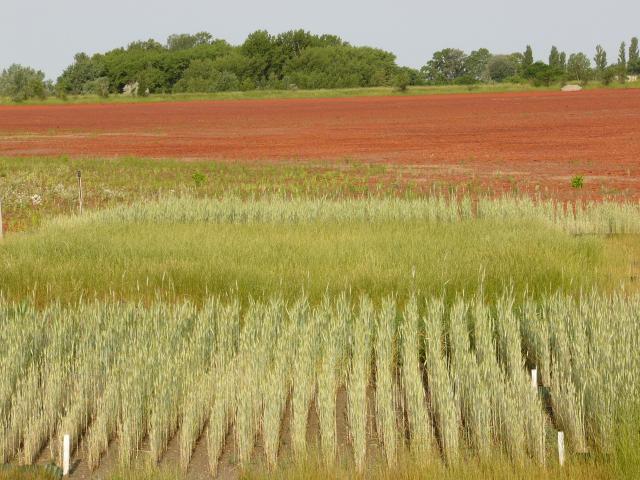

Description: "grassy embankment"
1 80 639 106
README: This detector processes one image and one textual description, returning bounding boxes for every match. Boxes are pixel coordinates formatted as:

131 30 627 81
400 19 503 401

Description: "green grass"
0 466 60 480
240 454 615 480
612 401 640 480
2 155 630 235
93 455 615 480
0 156 406 233
2 81 639 106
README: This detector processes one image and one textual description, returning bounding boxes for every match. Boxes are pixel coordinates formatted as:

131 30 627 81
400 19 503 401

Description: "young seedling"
571 175 584 189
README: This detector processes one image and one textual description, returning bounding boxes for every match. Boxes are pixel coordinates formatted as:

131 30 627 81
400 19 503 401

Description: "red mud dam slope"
1 89 639 199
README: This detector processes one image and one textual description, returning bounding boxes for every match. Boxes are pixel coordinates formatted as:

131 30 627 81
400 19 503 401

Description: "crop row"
47 195 640 235
0 291 638 474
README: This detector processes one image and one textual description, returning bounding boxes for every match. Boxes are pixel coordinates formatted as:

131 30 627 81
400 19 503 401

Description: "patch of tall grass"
45 195 640 235
1 196 635 304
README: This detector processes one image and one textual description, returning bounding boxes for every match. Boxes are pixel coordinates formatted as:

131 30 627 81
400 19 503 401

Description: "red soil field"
1 88 639 199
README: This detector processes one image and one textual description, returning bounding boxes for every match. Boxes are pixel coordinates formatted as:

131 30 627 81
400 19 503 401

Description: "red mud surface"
1 89 640 199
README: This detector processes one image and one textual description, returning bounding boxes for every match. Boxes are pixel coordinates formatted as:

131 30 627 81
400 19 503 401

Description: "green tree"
601 65 617 85
173 59 240 92
82 77 110 97
209 52 252 81
52 30 413 95
57 52 106 94
167 32 212 51
618 41 627 67
128 39 164 51
396 67 423 86
594 45 608 73
0 64 48 102
285 45 397 89
135 67 167 94
630 37 639 62
464 48 492 80
393 70 410 91
241 30 277 83
421 48 467 83
522 45 534 72
487 55 517 82
618 42 627 82
509 52 525 74
559 51 567 71
567 53 592 81
629 37 640 74
549 46 560 69
525 62 556 86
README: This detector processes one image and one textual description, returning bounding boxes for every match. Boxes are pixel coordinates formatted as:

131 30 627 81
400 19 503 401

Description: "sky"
1 0 639 79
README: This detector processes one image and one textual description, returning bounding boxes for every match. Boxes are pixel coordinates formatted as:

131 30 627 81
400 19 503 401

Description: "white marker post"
0 199 3 240
63 434 71 476
531 368 538 390
557 431 565 466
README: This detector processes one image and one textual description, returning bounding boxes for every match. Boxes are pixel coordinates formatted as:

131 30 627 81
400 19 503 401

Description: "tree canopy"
594 45 608 72
3 31 640 101
629 37 640 74
487 55 517 82
56 30 409 95
567 53 592 81
0 64 49 101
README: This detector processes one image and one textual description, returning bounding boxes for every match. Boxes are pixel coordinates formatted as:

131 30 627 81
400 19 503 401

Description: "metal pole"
77 171 83 215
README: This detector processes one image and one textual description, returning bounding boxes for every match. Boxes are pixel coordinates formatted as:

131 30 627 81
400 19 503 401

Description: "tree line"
1 30 639 101
423 39 639 86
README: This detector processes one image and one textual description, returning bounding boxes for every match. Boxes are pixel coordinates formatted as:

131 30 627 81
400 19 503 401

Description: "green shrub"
487 56 517 82
240 78 256 91
453 75 478 85
601 66 617 85
393 71 410 91
82 77 110 97
173 59 240 93
571 175 584 189
192 172 206 187
503 75 527 84
0 64 48 102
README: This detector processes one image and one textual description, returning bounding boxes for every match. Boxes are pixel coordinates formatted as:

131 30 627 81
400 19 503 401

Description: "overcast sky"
2 0 639 79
